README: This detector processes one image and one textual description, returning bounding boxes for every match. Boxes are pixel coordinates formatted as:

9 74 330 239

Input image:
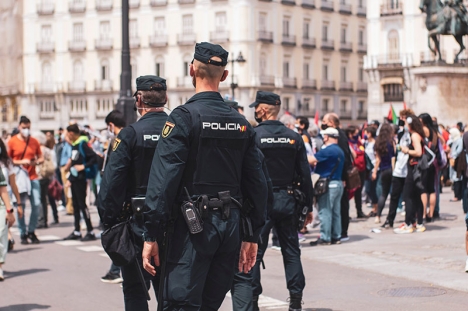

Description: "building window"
182 15 193 34
260 53 267 75
388 30 399 60
215 12 227 32
1 105 7 123
41 25 52 42
283 60 290 77
341 66 347 82
73 23 83 41
322 24 328 41
101 60 109 80
341 27 347 43
303 98 310 111
70 99 88 114
97 98 113 115
40 100 55 113
358 29 365 45
259 13 267 32
154 17 166 35
303 61 310 79
340 100 348 113
73 61 84 81
284 98 290 111
322 99 329 112
383 84 404 102
323 64 328 80
42 62 53 83
129 19 138 38
359 65 364 82
99 21 111 39
283 17 290 36
303 19 310 39
358 100 365 112
155 56 164 76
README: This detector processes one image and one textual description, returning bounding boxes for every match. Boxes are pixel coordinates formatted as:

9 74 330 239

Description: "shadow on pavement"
9 247 41 254
344 235 370 243
0 304 50 311
3 268 49 279
424 225 448 231
304 308 339 311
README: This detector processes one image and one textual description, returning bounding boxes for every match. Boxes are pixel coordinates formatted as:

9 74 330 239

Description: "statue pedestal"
411 65 468 125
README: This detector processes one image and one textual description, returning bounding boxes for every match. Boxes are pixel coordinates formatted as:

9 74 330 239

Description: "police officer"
250 91 313 311
141 42 268 310
98 76 169 310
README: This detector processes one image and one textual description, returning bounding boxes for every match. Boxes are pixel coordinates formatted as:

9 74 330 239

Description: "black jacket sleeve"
296 138 314 209
338 128 352 181
82 142 98 168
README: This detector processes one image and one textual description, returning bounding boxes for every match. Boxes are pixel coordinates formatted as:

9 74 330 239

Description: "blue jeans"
17 179 41 236
318 180 344 242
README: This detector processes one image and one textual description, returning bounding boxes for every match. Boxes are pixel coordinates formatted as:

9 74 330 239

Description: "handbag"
48 178 63 201
101 221 136 267
346 166 361 190
314 158 341 197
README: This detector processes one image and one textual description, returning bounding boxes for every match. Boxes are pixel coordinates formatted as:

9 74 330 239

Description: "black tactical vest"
178 102 252 199
255 121 300 188
128 112 167 197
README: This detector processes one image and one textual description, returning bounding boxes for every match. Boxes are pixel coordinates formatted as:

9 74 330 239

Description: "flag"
314 110 319 125
403 101 407 110
387 104 398 124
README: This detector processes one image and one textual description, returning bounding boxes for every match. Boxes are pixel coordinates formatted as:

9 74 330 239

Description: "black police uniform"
142 42 268 311
98 76 168 311
249 91 313 308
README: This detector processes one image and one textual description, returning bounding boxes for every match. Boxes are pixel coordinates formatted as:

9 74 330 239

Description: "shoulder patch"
112 138 121 151
162 121 175 138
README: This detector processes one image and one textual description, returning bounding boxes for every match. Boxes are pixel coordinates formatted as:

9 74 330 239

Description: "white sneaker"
416 224 426 233
57 205 66 212
271 246 281 251
394 223 414 234
465 259 468 273
0 268 4 281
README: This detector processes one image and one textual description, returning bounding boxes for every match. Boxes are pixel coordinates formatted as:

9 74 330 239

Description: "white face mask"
21 128 30 138
107 125 115 138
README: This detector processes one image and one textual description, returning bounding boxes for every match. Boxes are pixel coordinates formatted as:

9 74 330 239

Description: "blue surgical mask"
363 134 368 140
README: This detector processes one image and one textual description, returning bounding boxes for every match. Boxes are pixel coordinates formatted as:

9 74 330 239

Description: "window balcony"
95 80 113 91
210 31 230 43
178 0 195 3
381 1 403 16
321 0 334 11
37 41 55 53
283 77 297 88
150 0 167 6
129 0 140 8
35 82 56 93
321 39 334 50
357 5 366 17
177 76 193 88
357 82 368 92
321 80 335 90
149 35 168 47
358 110 367 119
130 37 140 49
301 0 316 9
68 81 86 93
69 1 86 13
339 2 352 15
281 34 296 46
375 54 405 68
258 31 274 43
281 0 296 5
339 81 354 91
96 0 113 11
302 79 317 89
260 75 275 86
177 33 196 46
40 110 56 120
302 37 316 49
340 110 352 119
69 109 88 119
340 41 353 52
357 43 367 53
68 40 86 52
37 2 55 15
95 38 113 50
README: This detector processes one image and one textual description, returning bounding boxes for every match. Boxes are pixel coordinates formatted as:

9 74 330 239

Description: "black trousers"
252 215 305 297
377 168 393 217
70 179 93 232
404 165 423 226
231 265 253 311
386 176 406 225
453 180 463 199
340 187 350 237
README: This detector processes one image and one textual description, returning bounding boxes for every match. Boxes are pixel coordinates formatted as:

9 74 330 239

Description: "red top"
349 140 366 172
8 135 42 180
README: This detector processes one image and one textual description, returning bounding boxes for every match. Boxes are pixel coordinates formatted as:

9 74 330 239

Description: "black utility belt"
272 185 294 194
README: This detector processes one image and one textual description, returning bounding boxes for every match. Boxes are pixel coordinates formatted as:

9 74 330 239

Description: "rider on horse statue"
445 0 468 35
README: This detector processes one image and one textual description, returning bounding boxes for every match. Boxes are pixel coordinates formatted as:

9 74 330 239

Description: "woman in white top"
364 126 378 216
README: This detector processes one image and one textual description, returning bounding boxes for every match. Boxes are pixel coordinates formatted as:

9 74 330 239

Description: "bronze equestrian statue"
420 0 468 63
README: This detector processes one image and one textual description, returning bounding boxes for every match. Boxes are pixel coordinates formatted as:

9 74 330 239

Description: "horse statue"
420 0 468 62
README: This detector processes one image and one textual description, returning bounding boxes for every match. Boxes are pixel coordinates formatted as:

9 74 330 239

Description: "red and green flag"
387 104 398 124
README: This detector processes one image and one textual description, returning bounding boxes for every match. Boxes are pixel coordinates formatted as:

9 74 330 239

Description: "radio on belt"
181 187 204 234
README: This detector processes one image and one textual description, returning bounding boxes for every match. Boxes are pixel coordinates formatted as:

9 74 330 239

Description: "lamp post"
230 52 246 100
116 0 136 125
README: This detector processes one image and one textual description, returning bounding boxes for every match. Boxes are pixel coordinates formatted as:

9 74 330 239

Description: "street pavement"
2 189 468 311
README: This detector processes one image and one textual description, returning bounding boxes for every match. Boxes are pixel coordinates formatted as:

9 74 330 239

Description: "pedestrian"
382 109 414 228
141 42 268 310
465 212 468 272
394 115 426 234
346 125 367 218
63 124 97 241
7 116 43 244
309 127 345 245
56 128 73 215
0 168 16 281
321 113 352 241
364 127 378 216
99 76 169 309
448 128 463 201
250 91 313 311
374 124 396 224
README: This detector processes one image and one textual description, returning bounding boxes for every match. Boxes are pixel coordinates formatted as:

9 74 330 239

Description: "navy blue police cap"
133 75 167 97
193 42 229 67
249 91 281 108
225 99 239 110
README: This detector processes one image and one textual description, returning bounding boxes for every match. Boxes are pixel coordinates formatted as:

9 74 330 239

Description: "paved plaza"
2 189 468 311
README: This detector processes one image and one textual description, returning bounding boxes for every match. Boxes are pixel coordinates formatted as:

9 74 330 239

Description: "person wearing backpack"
63 124 98 241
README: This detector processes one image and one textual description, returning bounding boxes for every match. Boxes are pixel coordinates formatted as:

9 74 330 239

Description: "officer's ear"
189 63 195 77
220 70 229 82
